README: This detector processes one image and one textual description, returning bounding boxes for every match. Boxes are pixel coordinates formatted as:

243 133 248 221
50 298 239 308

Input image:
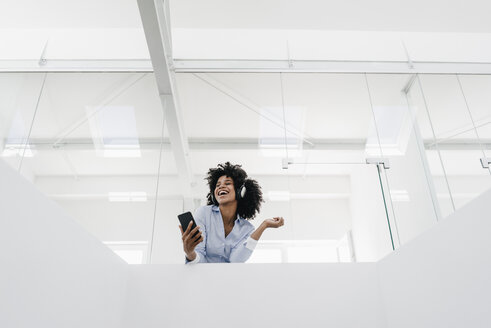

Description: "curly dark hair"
205 162 263 220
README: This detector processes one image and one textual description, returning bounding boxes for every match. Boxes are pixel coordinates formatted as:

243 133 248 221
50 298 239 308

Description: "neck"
219 201 237 226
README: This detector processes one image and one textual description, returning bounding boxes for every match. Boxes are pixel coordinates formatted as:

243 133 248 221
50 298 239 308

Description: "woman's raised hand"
179 221 203 259
251 217 285 242
264 217 285 228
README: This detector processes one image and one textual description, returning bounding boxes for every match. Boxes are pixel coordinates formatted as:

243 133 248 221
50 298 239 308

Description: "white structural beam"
0 60 153 72
174 60 491 74
5 59 491 74
137 0 195 207
11 137 491 151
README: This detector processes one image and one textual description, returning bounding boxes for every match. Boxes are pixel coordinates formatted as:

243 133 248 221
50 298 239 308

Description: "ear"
211 193 218 205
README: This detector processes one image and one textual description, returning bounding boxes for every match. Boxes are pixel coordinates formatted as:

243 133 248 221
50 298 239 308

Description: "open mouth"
217 190 228 196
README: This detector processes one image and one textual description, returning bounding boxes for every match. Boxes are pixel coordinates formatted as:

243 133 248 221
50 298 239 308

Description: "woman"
180 162 284 263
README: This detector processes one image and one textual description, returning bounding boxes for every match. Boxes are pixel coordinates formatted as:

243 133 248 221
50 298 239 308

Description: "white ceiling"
170 0 491 32
0 0 142 28
2 0 491 64
3 0 491 31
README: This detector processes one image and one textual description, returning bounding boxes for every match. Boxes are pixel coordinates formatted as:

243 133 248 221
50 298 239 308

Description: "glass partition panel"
12 71 490 263
169 72 394 263
365 74 439 246
407 77 454 217
457 75 491 175
0 73 46 175
409 75 491 217
281 73 394 261
15 72 166 263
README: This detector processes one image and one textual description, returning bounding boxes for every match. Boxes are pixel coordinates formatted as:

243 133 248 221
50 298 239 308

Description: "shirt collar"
211 205 244 223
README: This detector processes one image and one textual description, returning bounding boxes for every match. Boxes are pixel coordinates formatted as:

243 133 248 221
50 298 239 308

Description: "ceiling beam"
7 137 366 150
9 137 491 151
5 60 491 74
0 59 153 72
4 59 491 74
174 60 491 74
137 0 195 208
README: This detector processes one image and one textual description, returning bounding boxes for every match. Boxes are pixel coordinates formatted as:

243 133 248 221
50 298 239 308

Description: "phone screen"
178 211 198 237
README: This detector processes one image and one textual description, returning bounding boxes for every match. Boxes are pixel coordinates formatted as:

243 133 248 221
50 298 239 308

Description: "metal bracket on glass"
481 157 491 169
366 158 391 169
282 158 290 169
38 39 49 67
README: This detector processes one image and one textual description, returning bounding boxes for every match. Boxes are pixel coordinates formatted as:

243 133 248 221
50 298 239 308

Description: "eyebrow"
216 178 233 185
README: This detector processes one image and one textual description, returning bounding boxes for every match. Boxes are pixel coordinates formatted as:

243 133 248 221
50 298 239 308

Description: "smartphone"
178 211 199 238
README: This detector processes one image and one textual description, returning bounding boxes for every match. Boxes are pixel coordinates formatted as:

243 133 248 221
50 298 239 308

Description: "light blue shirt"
186 205 257 263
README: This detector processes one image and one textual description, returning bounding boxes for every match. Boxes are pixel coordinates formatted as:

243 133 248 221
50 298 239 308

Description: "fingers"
181 221 195 239
185 220 194 233
189 230 202 243
184 225 200 240
185 232 203 253
190 224 199 236
193 230 202 241
271 217 284 228
180 220 203 254
182 225 202 245
191 234 204 247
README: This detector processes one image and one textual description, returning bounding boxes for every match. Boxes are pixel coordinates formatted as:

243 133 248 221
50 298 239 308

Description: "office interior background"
1 1 491 327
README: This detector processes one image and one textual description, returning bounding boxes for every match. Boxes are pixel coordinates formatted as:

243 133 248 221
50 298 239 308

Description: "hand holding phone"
178 212 203 259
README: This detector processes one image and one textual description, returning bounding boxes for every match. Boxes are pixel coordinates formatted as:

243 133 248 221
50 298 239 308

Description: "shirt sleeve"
229 226 257 263
185 206 209 264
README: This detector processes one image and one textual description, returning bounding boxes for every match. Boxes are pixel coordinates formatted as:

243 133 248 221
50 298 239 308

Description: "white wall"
433 175 491 217
3 153 491 328
123 263 386 328
378 188 491 328
0 159 128 328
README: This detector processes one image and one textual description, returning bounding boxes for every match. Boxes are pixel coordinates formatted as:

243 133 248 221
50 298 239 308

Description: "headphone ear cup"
236 184 246 200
